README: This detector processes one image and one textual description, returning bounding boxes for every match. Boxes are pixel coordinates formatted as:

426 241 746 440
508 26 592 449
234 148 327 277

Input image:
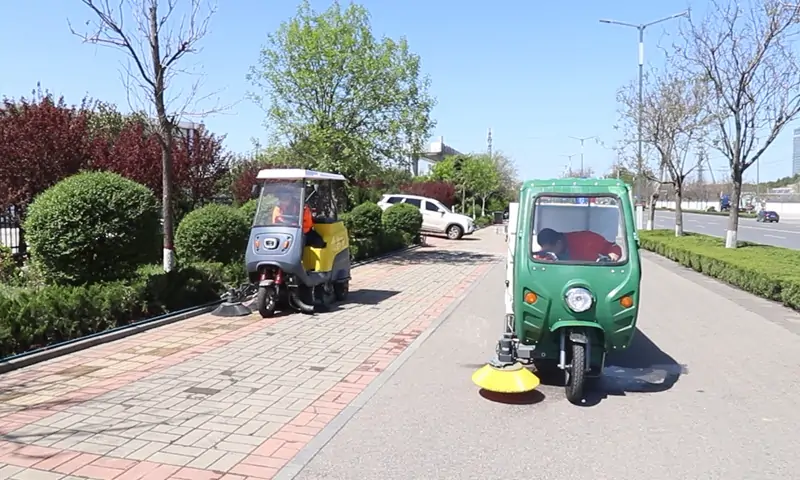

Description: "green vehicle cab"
473 178 642 404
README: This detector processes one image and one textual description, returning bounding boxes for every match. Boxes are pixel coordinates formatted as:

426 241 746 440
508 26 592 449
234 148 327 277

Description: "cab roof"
523 178 628 188
256 168 347 181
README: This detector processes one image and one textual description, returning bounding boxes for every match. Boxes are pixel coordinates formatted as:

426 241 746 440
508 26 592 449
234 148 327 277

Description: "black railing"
0 206 25 256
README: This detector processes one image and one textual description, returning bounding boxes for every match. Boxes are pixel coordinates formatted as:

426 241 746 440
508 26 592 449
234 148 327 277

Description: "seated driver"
536 228 622 262
271 195 325 248
272 195 301 224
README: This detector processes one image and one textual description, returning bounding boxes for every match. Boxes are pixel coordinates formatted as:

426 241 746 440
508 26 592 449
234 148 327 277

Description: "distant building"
793 127 800 175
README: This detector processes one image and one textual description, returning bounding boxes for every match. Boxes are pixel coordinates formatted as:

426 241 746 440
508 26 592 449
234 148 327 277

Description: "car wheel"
446 224 464 240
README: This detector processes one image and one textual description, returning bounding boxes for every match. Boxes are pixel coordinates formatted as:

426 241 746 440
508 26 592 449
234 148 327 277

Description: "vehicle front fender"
549 320 604 334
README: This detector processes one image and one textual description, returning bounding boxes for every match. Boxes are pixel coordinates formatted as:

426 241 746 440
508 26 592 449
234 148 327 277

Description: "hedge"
382 203 422 245
0 262 243 357
24 171 161 285
344 201 422 261
639 230 800 310
175 204 251 265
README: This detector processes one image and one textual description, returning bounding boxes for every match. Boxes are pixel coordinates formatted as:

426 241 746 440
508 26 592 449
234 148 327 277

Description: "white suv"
377 194 475 240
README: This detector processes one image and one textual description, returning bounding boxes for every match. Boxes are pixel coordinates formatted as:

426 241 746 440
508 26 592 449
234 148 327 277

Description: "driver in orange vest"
272 196 313 233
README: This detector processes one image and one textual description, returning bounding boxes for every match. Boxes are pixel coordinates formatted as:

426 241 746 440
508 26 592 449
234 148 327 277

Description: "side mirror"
250 184 260 199
439 211 445 216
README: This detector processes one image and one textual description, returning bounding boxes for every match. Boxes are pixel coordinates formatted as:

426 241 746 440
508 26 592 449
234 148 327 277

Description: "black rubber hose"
289 290 315 314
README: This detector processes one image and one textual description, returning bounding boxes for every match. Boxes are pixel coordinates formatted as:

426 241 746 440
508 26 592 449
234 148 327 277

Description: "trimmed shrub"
639 230 800 310
343 202 384 261
24 171 160 286
240 199 258 224
175 204 250 265
382 203 422 245
0 263 228 358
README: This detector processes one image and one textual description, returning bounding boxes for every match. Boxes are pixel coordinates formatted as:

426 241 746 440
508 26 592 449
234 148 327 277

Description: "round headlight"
565 287 593 312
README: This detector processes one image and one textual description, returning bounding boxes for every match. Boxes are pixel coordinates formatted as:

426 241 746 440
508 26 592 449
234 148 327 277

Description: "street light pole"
560 153 580 177
569 136 598 177
600 10 689 201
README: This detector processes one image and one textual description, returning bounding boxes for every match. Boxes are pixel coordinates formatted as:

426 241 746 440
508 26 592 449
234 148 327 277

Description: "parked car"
377 194 475 239
756 210 780 223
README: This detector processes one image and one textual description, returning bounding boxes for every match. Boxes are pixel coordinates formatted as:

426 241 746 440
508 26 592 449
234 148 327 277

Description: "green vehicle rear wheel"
565 342 586 405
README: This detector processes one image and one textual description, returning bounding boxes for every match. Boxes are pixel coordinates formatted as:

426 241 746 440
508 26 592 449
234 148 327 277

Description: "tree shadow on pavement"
321 289 400 313
382 250 496 266
579 328 687 407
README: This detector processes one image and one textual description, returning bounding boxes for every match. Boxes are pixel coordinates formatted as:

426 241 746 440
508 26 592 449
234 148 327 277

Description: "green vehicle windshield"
531 194 628 266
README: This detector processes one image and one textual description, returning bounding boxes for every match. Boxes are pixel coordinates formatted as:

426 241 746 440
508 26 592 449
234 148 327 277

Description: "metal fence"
0 206 25 256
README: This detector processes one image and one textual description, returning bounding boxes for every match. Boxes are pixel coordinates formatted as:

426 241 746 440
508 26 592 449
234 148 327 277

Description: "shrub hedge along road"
639 230 800 310
0 180 425 357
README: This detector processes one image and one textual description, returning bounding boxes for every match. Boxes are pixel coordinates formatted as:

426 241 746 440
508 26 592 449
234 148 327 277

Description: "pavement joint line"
274 259 502 480
0 244 425 376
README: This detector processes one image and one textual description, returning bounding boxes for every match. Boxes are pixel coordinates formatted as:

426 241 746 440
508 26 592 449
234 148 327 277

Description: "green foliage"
24 171 160 286
240 199 258 223
0 246 20 285
175 204 251 265
475 216 493 228
639 230 800 310
247 0 435 181
0 263 228 358
345 202 384 239
382 203 422 244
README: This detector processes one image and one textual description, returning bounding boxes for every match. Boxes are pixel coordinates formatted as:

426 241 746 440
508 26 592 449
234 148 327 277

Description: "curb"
0 243 426 375
0 303 219 374
274 259 500 480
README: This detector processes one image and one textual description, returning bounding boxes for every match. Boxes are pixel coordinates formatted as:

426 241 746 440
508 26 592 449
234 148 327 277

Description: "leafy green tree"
465 155 500 216
247 0 436 181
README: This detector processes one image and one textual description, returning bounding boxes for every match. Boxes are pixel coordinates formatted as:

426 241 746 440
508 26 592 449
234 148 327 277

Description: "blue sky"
1 0 793 182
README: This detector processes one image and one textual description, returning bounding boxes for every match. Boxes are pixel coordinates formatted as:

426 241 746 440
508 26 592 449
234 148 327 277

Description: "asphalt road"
291 236 800 480
653 210 800 249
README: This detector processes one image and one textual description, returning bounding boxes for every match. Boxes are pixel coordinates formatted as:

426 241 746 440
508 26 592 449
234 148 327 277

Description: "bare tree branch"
69 0 222 271
670 0 800 244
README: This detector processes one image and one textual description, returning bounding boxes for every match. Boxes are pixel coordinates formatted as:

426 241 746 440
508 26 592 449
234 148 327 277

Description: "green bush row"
0 262 244 357
344 202 423 261
639 230 800 310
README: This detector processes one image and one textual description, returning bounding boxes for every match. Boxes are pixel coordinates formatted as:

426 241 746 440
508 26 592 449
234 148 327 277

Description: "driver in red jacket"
536 228 622 262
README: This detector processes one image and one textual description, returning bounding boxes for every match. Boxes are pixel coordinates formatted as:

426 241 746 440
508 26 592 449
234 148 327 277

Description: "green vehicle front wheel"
565 342 586 405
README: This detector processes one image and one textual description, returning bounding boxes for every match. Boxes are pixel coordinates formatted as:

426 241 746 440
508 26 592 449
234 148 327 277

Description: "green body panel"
513 178 641 365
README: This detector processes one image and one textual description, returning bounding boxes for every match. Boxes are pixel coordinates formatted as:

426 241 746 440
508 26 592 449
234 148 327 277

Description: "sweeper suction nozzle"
472 362 540 394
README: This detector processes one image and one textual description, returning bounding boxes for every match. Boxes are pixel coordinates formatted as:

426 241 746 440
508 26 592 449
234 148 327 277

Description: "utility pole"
569 136 598 177
487 128 493 161
600 10 690 201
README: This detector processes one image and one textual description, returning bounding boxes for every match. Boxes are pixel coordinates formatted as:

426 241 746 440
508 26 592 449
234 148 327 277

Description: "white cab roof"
256 168 346 181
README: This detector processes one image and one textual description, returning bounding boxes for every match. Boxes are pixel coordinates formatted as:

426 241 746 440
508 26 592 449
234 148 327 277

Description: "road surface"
291 235 800 480
654 210 800 249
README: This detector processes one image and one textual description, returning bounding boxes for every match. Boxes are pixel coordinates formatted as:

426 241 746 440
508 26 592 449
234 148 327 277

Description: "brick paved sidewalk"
0 231 502 480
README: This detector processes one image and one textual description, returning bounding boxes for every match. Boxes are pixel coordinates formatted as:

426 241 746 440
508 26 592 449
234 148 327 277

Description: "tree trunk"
461 186 466 213
726 171 743 248
647 191 657 230
481 196 487 217
674 185 683 236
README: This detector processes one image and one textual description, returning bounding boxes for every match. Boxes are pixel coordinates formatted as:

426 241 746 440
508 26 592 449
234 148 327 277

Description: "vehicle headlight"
565 287 593 312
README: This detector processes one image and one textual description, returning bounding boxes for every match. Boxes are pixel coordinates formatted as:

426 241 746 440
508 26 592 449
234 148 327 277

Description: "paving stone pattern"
0 232 501 479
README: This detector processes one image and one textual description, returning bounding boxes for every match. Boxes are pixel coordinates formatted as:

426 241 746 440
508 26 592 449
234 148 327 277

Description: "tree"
401 181 456 208
490 150 520 201
172 126 232 209
617 68 712 235
561 166 596 178
247 1 436 181
0 91 93 211
673 0 800 247
606 162 636 186
465 155 500 216
72 0 219 270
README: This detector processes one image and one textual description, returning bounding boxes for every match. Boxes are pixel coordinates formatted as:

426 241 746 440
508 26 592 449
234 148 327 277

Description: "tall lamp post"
560 153 580 177
568 135 598 177
599 10 689 201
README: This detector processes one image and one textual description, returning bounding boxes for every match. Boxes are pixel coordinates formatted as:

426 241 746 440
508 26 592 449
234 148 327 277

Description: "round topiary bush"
382 203 423 244
175 204 250 265
345 202 383 239
24 171 160 285
239 199 258 224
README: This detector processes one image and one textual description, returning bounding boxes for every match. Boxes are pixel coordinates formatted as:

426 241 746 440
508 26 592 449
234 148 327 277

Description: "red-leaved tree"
401 181 456 207
90 122 162 193
0 94 93 210
92 123 230 207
